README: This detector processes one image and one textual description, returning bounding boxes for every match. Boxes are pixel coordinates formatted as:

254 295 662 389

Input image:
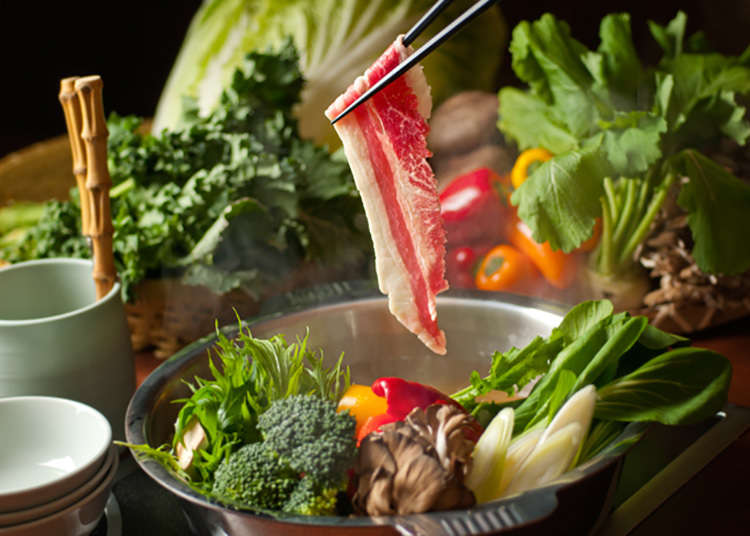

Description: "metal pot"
125 284 645 535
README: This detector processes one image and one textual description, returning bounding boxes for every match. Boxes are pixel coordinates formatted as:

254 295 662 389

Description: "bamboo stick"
75 75 116 300
58 76 92 238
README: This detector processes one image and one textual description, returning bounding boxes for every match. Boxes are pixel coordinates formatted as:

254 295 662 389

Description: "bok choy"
453 298 732 501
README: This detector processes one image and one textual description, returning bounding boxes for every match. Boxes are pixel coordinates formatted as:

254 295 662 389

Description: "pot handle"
386 488 559 536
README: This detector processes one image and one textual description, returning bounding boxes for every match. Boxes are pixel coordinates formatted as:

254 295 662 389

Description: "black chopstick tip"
329 0 497 125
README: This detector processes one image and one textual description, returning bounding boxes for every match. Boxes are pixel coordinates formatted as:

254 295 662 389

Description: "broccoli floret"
257 394 357 485
210 395 357 516
211 442 298 511
283 476 339 516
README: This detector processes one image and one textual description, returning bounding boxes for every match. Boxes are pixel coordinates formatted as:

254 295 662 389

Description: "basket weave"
124 278 262 359
1 136 360 359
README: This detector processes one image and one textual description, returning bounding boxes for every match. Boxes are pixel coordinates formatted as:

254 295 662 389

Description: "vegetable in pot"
258 395 358 488
211 394 357 515
211 442 300 512
452 299 730 434
352 403 477 515
340 377 479 444
169 319 351 485
336 384 388 439
465 407 514 503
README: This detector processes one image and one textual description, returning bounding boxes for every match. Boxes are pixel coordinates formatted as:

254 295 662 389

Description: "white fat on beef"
325 36 448 354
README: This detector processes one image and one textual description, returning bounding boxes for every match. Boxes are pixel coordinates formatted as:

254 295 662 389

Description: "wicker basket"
1 136 364 359
124 260 358 359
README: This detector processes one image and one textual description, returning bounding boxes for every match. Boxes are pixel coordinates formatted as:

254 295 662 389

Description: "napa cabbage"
152 0 508 147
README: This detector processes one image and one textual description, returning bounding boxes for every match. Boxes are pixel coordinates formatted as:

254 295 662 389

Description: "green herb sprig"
166 317 350 485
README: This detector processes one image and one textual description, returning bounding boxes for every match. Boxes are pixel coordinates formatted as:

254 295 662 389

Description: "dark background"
1 0 748 158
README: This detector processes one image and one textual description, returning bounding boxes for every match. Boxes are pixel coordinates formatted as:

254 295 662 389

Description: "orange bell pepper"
336 384 388 439
510 148 553 190
575 217 602 253
339 378 481 444
474 244 539 293
507 218 578 289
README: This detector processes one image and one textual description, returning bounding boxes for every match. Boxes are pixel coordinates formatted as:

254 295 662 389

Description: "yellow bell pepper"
336 384 388 438
510 148 554 189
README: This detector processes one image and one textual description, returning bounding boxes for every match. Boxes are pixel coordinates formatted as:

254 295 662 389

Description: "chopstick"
329 0 497 125
59 77 93 240
402 0 455 46
74 75 117 300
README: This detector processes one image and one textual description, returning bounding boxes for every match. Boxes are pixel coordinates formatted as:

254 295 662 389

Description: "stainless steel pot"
125 284 645 536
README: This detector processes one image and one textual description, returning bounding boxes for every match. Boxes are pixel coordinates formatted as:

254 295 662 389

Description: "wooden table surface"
133 315 750 535
624 316 750 535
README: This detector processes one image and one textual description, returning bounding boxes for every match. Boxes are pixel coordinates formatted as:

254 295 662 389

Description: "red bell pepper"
446 244 490 289
356 377 482 443
439 168 508 247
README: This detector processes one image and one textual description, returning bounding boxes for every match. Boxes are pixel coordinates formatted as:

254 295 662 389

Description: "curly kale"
5 39 370 300
258 394 357 486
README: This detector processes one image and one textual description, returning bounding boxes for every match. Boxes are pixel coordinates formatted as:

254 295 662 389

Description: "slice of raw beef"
325 36 448 355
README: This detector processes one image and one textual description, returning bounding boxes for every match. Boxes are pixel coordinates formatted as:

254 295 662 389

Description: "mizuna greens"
497 12 750 292
452 299 731 447
2 40 371 299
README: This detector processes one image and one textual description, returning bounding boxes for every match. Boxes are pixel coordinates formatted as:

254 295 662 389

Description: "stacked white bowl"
0 396 117 536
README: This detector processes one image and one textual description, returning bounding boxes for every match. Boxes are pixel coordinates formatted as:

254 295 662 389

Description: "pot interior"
144 292 566 446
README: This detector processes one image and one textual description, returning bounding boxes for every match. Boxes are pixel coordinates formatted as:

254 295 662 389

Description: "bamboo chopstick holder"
74 75 117 300
58 77 92 238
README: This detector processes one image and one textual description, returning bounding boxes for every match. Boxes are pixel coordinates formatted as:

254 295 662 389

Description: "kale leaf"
5 39 370 299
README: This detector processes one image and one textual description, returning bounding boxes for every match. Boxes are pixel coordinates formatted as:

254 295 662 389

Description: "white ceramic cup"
0 258 135 440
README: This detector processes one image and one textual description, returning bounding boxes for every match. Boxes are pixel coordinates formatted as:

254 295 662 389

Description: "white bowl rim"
0 446 118 534
0 396 112 510
0 258 122 327
0 446 116 527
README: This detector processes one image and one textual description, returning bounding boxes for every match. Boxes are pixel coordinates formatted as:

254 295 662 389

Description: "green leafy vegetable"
451 299 613 412
596 347 732 425
169 318 350 485
452 300 731 435
3 40 371 299
674 150 750 274
152 0 508 148
498 11 750 279
0 202 45 235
